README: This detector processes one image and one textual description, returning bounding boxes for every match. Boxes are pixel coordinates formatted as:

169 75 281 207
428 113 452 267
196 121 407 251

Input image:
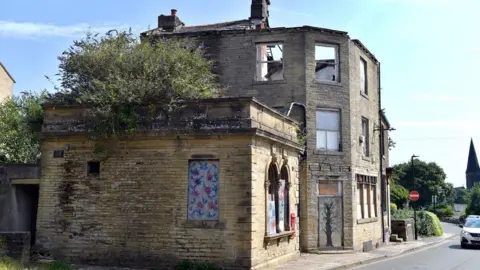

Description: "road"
351 222 480 270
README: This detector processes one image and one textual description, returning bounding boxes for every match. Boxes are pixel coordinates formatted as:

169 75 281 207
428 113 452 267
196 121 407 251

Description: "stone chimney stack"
249 0 270 29
157 8 184 32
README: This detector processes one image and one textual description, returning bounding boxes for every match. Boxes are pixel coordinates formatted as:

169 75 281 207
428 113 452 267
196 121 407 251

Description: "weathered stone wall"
155 27 387 251
36 98 303 269
304 31 353 251
0 232 31 264
251 138 300 269
179 29 385 251
37 137 254 268
348 42 383 250
0 64 13 102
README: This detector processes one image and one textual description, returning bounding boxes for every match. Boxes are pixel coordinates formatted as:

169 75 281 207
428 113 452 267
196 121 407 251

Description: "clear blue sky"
1 0 478 187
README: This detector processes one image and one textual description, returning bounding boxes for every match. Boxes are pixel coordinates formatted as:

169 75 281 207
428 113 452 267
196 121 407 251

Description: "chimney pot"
171 9 177 16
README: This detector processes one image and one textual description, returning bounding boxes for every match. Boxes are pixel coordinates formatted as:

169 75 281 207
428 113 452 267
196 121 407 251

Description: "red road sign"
409 190 420 201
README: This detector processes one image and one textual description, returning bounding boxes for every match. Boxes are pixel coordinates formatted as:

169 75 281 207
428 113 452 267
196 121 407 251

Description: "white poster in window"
278 180 286 232
267 200 276 235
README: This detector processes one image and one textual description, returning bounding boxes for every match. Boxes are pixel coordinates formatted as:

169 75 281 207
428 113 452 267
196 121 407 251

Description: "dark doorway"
14 184 39 245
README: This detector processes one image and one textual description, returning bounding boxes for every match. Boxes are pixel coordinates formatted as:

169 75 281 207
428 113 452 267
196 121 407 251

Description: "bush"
46 261 74 270
430 205 454 218
416 211 443 237
391 209 443 237
0 256 22 270
391 209 413 219
390 202 398 211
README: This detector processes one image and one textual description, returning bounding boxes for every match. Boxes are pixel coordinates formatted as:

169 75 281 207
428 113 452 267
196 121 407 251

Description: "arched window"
266 163 291 235
267 164 279 235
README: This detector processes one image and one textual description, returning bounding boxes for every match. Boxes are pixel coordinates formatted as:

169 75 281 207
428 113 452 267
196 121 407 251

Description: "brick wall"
304 31 353 251
37 137 253 268
0 232 31 264
36 99 302 269
251 138 300 269
156 27 386 251
348 43 383 250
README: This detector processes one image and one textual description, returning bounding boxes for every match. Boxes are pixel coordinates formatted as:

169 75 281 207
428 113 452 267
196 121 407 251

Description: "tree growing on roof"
44 30 223 156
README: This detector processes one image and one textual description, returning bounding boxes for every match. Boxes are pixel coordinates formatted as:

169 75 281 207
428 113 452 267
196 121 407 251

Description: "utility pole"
411 154 419 240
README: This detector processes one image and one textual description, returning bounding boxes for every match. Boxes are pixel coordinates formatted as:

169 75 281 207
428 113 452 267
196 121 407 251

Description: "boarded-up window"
187 160 219 220
357 183 364 219
356 174 378 220
319 181 340 196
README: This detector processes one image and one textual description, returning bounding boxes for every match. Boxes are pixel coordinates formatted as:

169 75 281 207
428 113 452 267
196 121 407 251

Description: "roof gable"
0 61 15 83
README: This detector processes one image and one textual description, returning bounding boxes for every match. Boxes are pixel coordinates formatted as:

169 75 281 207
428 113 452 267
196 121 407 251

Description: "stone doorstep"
272 233 456 270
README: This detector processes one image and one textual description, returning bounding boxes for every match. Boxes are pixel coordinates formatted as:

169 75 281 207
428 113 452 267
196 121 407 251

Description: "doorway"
318 180 344 249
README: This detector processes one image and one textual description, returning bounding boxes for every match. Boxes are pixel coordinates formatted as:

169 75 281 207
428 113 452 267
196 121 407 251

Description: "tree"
0 30 222 164
0 91 46 164
455 187 470 204
466 184 480 216
47 30 222 141
392 159 452 208
390 183 409 207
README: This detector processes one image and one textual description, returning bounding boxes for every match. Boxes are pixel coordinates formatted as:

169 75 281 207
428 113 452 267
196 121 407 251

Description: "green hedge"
416 211 444 236
391 209 443 237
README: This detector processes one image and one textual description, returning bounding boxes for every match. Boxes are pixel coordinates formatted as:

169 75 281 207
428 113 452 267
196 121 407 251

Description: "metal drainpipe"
378 62 385 244
287 102 307 248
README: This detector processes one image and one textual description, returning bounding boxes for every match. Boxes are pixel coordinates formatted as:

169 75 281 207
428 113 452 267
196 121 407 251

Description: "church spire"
466 138 480 173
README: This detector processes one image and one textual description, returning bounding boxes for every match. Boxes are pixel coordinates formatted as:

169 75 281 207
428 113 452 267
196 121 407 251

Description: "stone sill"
313 80 342 87
357 217 379 224
313 150 344 156
362 156 371 162
264 231 295 243
360 91 369 100
253 80 287 85
182 220 226 229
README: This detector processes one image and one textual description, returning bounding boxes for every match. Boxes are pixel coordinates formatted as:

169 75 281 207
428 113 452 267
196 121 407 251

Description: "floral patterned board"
187 160 219 220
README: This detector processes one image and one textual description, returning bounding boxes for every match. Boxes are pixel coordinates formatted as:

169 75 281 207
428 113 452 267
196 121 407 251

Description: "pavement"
272 222 459 270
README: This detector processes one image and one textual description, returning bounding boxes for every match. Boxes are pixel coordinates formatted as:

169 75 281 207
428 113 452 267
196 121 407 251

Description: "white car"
460 218 480 248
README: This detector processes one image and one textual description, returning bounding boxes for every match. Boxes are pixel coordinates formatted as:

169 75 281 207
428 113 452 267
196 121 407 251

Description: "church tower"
466 138 480 189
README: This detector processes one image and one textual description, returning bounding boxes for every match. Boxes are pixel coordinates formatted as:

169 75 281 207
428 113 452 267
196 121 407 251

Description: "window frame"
360 57 368 95
266 164 291 236
255 42 284 82
315 43 340 83
356 174 378 221
361 117 369 157
316 108 341 151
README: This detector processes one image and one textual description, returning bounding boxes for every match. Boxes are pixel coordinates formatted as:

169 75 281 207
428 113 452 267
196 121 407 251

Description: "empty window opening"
256 43 284 81
315 44 339 82
360 58 368 95
53 150 64 158
87 161 100 175
361 118 369 156
316 109 340 151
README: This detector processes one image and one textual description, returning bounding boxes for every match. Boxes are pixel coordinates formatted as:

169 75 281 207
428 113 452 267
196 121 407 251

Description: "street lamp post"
411 154 419 240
